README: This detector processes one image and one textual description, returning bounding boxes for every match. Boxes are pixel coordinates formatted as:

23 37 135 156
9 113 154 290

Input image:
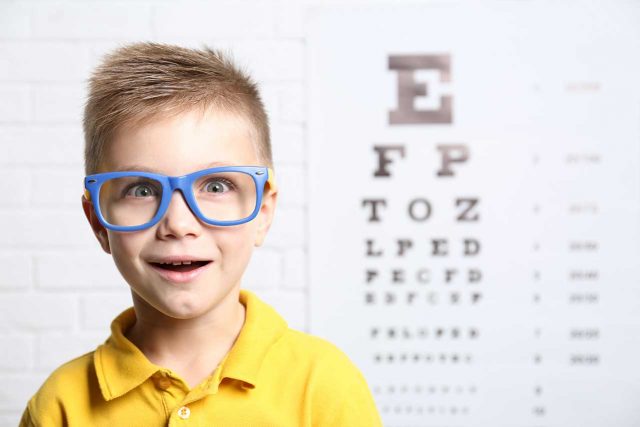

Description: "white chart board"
308 3 640 426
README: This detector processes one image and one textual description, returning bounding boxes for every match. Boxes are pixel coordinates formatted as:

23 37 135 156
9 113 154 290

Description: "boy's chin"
152 301 212 321
131 291 214 321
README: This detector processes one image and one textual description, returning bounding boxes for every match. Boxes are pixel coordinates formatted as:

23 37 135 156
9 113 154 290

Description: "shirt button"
177 406 191 420
156 377 172 390
152 373 172 390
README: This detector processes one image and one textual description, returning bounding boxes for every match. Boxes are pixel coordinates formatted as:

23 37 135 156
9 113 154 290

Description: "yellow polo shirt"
20 289 383 427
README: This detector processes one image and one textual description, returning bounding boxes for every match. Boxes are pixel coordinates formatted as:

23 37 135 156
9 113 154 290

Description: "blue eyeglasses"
84 166 276 232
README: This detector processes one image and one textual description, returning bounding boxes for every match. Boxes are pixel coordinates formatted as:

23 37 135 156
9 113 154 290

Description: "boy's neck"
124 290 247 388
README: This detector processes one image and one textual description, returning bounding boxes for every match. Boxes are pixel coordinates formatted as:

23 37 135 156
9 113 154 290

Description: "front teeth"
161 261 193 265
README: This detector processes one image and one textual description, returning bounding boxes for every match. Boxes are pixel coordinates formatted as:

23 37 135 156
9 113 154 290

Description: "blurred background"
1 1 639 426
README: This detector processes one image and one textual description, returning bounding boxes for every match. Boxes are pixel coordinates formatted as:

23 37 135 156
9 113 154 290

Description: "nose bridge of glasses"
165 175 197 215
168 175 190 193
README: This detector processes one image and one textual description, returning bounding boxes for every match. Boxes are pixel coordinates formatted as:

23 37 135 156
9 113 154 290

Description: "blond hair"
83 41 272 175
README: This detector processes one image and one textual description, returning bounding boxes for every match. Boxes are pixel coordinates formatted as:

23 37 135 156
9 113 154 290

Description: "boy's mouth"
149 260 212 273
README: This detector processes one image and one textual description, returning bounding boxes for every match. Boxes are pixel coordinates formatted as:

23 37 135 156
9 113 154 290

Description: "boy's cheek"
107 232 142 257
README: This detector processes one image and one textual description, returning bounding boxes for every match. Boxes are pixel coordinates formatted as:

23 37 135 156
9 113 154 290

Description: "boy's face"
82 106 277 321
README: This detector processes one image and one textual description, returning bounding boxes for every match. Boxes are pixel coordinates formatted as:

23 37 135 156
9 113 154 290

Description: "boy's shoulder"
240 289 368 383
270 327 382 426
22 350 96 422
272 326 369 385
36 350 96 393
279 327 352 362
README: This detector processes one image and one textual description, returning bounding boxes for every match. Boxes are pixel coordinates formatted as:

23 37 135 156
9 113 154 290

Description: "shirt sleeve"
18 404 35 427
18 382 67 427
310 339 384 427
322 369 383 427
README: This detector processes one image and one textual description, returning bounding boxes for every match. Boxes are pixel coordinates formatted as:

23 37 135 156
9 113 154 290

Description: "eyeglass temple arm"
266 168 278 193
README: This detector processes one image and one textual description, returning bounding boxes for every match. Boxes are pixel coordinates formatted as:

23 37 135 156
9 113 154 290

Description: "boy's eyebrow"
112 161 234 173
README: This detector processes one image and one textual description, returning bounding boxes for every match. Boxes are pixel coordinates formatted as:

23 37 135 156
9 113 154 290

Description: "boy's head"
83 41 272 175
81 42 277 321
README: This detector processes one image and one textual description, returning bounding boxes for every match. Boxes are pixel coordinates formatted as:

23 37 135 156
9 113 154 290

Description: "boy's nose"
156 190 202 239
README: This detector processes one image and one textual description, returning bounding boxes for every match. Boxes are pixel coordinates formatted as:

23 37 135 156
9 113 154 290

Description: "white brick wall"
0 0 455 423
0 253 32 289
0 373 49 414
0 0 326 424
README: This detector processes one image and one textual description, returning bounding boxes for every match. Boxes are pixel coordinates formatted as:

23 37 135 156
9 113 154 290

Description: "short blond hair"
83 41 272 175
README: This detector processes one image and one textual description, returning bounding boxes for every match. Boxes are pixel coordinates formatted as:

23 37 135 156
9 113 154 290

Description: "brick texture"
0 1 334 426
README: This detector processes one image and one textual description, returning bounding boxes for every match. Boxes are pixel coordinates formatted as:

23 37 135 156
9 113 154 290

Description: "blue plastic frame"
84 166 276 232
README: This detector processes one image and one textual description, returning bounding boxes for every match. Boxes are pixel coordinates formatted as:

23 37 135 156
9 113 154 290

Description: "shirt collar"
94 288 288 401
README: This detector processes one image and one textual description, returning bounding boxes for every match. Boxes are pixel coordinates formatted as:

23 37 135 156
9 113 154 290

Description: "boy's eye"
203 178 234 194
124 183 159 198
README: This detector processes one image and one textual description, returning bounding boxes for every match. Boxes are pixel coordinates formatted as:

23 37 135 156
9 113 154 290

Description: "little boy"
19 42 382 427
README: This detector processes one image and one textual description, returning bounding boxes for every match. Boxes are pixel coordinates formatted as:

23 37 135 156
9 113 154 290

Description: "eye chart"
307 3 640 426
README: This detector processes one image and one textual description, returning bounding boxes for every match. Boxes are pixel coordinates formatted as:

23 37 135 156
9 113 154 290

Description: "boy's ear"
81 195 111 254
254 185 278 247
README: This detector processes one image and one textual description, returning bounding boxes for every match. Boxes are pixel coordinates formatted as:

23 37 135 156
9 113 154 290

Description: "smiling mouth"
149 260 212 272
